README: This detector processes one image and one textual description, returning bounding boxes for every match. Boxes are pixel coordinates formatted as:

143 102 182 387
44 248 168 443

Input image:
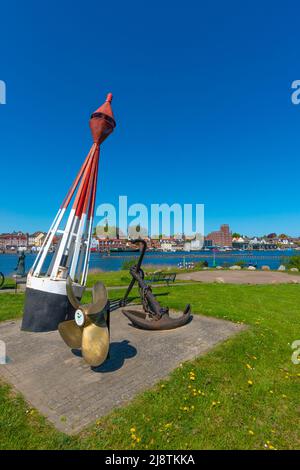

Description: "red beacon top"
89 93 116 144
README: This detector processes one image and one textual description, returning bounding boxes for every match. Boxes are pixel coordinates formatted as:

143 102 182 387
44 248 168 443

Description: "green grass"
86 270 132 287
0 277 16 290
86 269 191 288
0 293 24 322
0 283 300 449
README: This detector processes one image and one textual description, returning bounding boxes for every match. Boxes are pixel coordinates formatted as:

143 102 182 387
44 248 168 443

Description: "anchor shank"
129 266 166 318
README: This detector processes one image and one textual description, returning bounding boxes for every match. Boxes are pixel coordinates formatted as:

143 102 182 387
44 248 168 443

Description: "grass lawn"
0 277 16 290
86 269 192 288
86 270 131 287
0 293 24 322
0 283 299 449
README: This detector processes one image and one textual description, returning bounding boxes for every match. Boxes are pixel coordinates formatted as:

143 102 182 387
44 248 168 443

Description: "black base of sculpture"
22 288 76 332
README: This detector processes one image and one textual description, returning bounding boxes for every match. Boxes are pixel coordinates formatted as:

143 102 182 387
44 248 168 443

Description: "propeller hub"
74 309 85 327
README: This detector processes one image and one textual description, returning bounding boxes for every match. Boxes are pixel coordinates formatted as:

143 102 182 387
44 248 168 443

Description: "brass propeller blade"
62 279 109 366
81 321 109 367
58 320 83 349
86 281 108 315
66 276 81 310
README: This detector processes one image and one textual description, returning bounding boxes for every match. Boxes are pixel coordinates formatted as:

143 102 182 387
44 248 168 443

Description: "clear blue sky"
0 0 299 236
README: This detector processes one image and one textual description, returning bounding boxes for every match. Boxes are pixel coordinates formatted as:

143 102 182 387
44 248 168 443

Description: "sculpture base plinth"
22 287 76 332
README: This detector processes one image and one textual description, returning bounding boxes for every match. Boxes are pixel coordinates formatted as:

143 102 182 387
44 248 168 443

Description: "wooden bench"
145 272 177 286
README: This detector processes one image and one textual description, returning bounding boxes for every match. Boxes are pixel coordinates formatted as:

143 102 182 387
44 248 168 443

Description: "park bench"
145 272 177 286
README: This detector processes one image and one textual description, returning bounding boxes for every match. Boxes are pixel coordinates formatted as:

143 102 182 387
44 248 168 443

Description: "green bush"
286 255 300 270
222 262 230 268
121 258 137 270
235 260 246 268
194 261 208 269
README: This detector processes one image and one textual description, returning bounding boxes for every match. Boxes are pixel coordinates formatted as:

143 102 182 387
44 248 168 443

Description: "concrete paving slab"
0 309 244 434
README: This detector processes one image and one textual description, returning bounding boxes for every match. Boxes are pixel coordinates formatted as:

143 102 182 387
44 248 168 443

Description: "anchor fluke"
123 304 192 330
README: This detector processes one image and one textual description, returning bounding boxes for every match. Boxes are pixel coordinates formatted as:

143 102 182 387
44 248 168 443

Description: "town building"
0 231 28 251
206 224 232 247
28 231 46 248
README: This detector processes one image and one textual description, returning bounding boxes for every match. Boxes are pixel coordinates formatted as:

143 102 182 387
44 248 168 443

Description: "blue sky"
0 0 299 236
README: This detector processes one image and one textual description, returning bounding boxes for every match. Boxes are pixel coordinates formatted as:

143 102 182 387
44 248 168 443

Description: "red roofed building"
0 231 28 250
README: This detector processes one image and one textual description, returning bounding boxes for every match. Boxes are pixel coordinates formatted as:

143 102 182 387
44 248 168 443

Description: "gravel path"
177 270 300 284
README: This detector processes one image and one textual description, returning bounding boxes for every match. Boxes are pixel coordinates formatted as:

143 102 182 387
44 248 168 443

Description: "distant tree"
279 233 288 239
267 233 277 239
232 232 241 238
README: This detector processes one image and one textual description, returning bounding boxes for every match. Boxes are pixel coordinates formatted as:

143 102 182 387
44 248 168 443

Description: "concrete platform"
0 309 244 434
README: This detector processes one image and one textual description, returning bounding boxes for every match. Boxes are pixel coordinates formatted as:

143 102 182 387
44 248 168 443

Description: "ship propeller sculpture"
58 277 110 367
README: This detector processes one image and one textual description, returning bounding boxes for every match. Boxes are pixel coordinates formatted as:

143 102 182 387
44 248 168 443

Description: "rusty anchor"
122 240 192 330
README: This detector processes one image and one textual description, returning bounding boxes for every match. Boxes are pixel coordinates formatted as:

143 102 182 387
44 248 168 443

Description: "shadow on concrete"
71 339 137 373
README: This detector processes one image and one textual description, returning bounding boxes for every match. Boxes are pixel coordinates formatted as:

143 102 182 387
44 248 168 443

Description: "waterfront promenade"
177 270 300 284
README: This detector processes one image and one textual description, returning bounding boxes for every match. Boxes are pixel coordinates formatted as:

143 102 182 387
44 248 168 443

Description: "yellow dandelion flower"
161 384 165 388
282 394 287 399
212 401 217 407
136 437 141 443
269 390 274 394
130 427 136 433
131 434 137 441
248 430 254 435
190 376 195 381
246 364 252 370
248 380 253 386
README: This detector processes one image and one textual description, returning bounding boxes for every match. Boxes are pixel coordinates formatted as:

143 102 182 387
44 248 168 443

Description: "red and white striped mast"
22 93 116 332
